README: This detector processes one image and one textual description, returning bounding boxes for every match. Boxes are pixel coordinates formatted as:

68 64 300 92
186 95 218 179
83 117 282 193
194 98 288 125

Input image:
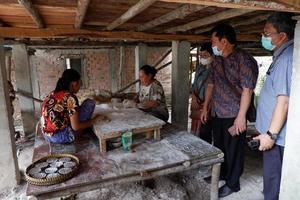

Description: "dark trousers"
212 117 246 191
199 118 213 144
263 145 284 200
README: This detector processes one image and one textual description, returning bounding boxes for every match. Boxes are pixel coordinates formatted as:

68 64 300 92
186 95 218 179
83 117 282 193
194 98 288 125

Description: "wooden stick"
107 0 157 31
16 89 42 103
17 0 44 28
74 0 91 29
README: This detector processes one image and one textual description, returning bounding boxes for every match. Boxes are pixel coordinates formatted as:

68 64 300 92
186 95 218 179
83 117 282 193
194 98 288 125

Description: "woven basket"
25 154 80 186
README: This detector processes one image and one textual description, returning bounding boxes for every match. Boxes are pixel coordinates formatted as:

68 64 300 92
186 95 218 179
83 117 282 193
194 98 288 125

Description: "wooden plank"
195 13 270 34
17 0 45 28
27 129 224 199
107 0 157 30
137 4 206 31
166 8 254 33
0 27 210 41
159 0 300 13
74 0 91 29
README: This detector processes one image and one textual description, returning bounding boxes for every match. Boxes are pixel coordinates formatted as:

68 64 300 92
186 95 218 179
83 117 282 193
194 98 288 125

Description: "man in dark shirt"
201 24 258 197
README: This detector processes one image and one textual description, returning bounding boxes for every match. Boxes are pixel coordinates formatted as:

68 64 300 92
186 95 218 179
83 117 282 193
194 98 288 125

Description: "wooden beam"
195 13 270 34
273 0 300 8
0 27 209 41
107 0 157 31
159 0 300 13
166 9 254 33
17 0 44 28
137 4 206 31
74 0 91 29
0 27 259 42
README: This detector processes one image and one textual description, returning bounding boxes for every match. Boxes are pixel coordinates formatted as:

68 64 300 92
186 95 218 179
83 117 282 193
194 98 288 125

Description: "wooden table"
27 125 224 200
93 106 166 153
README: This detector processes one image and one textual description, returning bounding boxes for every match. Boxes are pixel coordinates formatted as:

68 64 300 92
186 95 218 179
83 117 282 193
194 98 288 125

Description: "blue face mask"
212 46 223 56
261 36 276 51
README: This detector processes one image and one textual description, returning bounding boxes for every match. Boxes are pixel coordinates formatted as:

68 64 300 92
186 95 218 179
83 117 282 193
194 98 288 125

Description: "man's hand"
234 115 247 135
254 134 275 151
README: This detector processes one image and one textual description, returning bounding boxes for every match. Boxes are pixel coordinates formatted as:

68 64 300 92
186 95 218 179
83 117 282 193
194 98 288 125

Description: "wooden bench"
27 124 223 200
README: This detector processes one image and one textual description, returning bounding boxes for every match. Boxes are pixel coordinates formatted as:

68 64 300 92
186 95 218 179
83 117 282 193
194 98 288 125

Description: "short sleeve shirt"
256 40 294 147
41 91 79 135
209 48 258 118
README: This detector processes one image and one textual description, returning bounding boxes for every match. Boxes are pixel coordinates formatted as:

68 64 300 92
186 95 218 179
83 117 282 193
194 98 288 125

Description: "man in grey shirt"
255 13 296 200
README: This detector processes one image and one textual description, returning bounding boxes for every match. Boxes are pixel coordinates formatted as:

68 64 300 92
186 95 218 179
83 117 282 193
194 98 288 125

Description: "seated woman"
41 69 101 144
135 65 169 122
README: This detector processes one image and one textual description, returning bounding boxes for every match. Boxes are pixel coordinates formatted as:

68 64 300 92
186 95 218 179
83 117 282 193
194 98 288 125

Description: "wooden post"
12 44 35 135
0 38 21 190
171 41 190 130
210 163 221 200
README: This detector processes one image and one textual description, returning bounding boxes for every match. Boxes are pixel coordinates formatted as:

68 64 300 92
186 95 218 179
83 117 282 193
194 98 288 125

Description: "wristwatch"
267 130 278 140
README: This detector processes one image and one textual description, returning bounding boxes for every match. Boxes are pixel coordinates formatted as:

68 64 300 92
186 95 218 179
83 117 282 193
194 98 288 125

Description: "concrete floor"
0 140 264 200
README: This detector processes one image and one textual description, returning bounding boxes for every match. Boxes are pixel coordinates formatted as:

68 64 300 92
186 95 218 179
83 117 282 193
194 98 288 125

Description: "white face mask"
212 46 223 56
199 57 212 66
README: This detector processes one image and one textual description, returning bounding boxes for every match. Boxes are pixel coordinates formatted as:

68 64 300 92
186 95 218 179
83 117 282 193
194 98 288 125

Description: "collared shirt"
256 39 294 147
208 48 258 118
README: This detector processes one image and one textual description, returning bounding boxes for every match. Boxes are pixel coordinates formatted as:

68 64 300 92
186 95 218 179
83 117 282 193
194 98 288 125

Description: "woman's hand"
200 106 208 124
91 114 109 123
191 94 200 110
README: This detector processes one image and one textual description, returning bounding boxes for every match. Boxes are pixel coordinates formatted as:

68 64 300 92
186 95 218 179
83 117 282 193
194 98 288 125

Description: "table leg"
146 131 153 140
99 139 107 153
154 129 161 140
210 163 221 200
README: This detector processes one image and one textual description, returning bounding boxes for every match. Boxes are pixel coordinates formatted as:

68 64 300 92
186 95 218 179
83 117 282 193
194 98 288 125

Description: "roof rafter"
166 8 254 33
17 0 45 28
195 13 270 34
74 0 91 29
159 0 300 13
107 0 157 31
137 4 206 31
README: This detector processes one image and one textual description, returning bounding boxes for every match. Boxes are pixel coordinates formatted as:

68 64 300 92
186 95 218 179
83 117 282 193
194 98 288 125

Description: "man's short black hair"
267 12 296 39
200 42 213 55
211 24 236 44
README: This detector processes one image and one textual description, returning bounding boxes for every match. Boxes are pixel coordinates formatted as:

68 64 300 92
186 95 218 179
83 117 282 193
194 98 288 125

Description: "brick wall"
28 46 171 101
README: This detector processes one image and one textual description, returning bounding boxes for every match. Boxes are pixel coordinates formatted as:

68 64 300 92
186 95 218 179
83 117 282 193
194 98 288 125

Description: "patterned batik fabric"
41 91 79 136
208 48 258 118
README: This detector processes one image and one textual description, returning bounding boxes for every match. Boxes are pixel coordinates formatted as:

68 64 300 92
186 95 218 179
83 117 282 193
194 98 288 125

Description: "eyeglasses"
261 32 279 37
